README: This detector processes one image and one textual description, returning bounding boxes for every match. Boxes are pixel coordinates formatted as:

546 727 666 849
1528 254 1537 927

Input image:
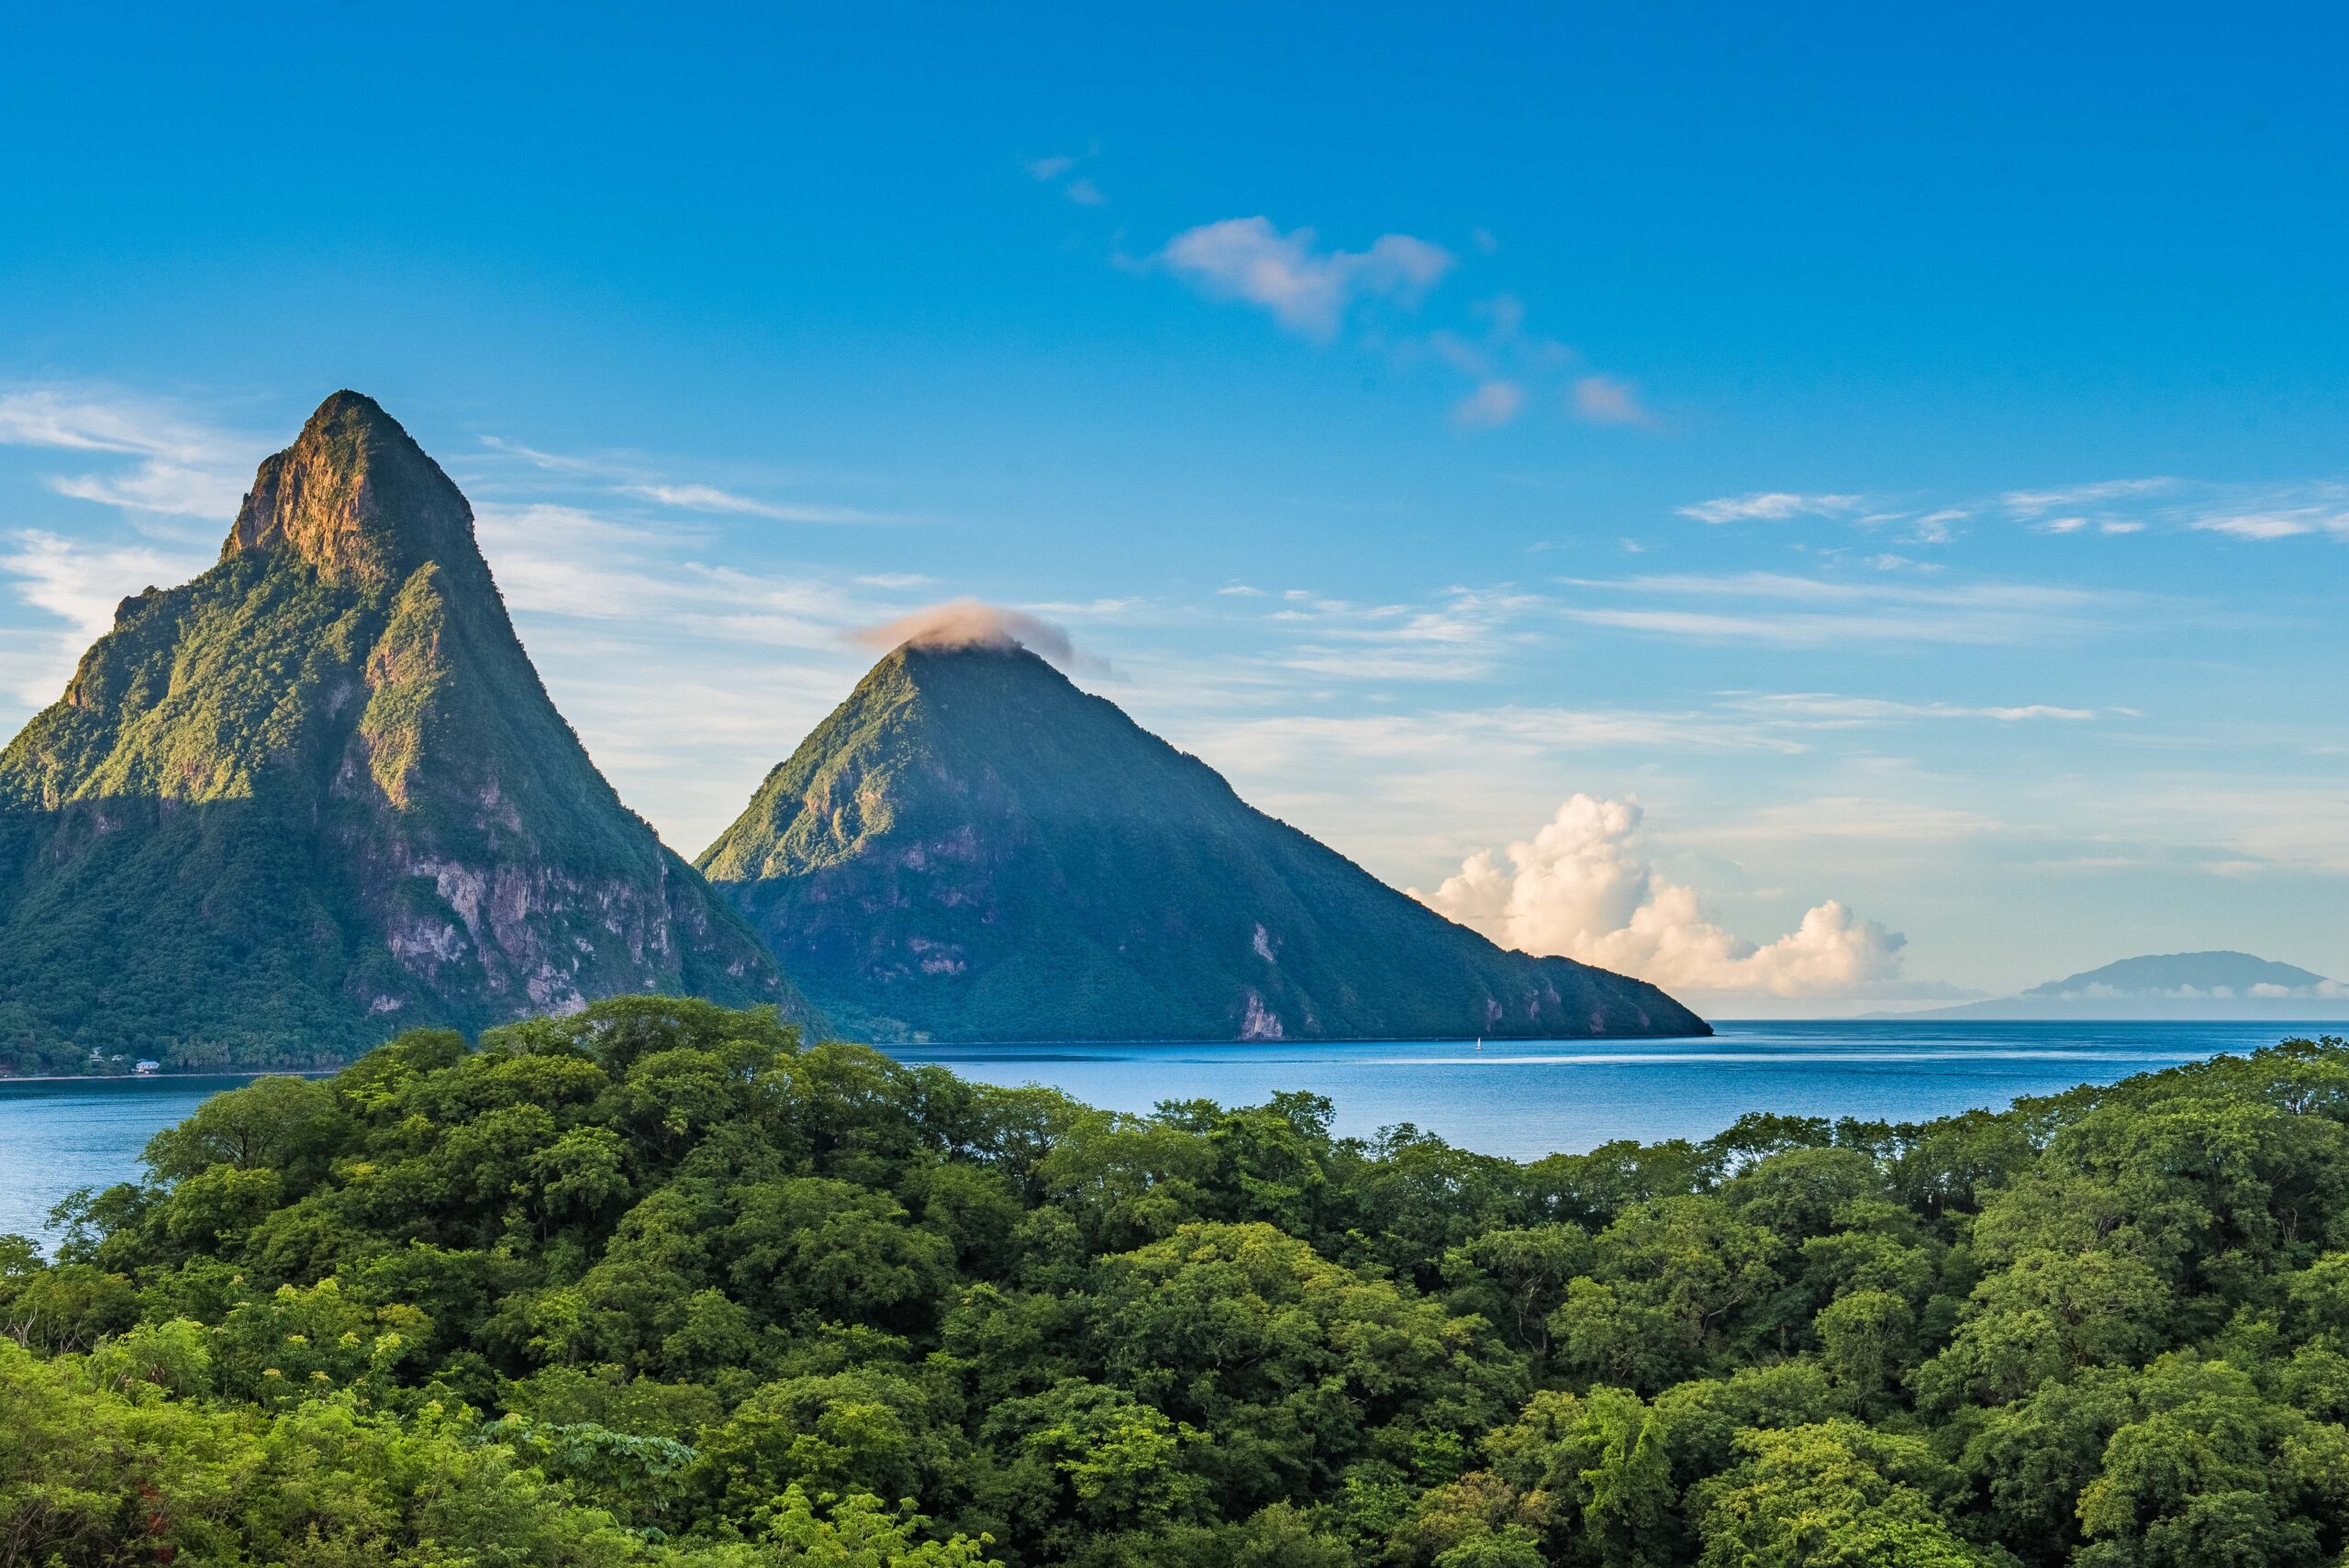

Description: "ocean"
2 1018 2333 1243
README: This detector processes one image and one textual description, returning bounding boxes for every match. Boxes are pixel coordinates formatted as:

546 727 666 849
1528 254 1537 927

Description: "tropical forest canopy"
7 997 2349 1567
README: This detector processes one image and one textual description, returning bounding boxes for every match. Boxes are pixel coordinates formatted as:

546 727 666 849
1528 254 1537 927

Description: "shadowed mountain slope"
0 392 807 1070
699 638 1708 1042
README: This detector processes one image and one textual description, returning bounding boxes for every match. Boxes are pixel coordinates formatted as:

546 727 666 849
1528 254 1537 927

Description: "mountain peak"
2021 950 2333 997
220 391 480 584
885 636 1063 685
852 600 1078 668
698 640 1707 1044
0 391 806 1067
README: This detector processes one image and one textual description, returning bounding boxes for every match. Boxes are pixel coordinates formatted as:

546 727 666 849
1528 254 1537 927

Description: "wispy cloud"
1254 585 1543 681
1724 693 2098 724
0 529 208 703
0 385 264 520
472 434 901 526
1987 475 2349 543
1025 147 1105 205
617 483 891 525
1557 572 2121 647
1453 380 1525 428
2000 477 2178 515
1676 492 1864 525
2194 513 2321 540
1159 217 1453 339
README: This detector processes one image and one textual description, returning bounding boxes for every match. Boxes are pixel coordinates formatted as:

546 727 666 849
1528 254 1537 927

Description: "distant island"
1889 950 2349 1021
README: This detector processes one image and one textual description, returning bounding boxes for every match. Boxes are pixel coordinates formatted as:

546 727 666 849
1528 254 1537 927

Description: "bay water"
3 1019 2332 1242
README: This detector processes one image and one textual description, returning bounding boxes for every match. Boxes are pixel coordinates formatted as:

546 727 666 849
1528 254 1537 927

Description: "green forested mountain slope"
7 1000 2349 1565
699 639 1706 1041
0 392 804 1071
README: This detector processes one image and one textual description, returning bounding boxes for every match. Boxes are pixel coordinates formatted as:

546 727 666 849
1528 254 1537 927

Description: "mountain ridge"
698 638 1709 1042
1886 950 2348 1021
0 392 808 1072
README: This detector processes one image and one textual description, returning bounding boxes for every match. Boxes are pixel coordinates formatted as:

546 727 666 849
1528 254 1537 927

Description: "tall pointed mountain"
698 635 1708 1042
0 392 807 1071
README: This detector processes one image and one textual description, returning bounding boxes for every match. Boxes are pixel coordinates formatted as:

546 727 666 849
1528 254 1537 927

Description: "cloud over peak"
851 598 1077 665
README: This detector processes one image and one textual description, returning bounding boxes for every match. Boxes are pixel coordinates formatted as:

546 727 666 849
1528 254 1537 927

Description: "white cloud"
1571 374 1654 428
2194 513 2319 540
1412 795 1909 999
1907 508 1967 544
2000 477 2177 515
1025 155 1076 181
1725 693 2096 724
1453 380 1525 428
0 385 263 519
1676 492 1864 524
1263 585 1542 680
0 529 208 703
618 483 888 525
1160 217 1454 339
851 598 1077 665
1063 177 1106 206
1557 573 2118 647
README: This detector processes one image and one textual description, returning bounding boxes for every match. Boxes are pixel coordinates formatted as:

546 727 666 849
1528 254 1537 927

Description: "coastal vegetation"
6 997 2349 1564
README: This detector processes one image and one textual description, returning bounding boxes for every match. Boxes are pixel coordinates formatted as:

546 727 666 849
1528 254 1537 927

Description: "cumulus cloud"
1676 492 1864 525
850 598 1077 665
1411 795 1909 999
1160 217 1454 339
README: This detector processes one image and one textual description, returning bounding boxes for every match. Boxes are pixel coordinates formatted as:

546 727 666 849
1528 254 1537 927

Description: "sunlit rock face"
0 392 808 1068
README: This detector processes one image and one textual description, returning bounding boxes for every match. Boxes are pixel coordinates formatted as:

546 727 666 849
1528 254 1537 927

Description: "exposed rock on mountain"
0 392 807 1069
699 633 1708 1042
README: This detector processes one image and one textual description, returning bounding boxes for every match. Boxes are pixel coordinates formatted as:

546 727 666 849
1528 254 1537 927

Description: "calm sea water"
2 1021 2333 1242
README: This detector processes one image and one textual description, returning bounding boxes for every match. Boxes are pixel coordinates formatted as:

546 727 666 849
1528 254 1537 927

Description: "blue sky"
2 3 2343 1011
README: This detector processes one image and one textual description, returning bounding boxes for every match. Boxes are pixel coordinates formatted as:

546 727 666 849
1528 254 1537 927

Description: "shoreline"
0 1068 334 1086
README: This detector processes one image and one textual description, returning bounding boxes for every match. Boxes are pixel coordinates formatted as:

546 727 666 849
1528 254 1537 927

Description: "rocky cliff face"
0 392 808 1069
699 637 1708 1043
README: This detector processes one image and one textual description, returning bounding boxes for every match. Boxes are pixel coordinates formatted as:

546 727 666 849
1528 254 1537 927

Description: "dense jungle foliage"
7 998 2349 1567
